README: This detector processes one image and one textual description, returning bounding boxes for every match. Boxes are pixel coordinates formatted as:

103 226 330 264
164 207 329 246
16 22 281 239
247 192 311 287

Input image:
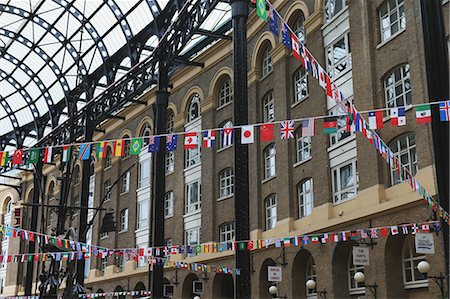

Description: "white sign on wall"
415 233 435 254
267 266 282 282
352 246 370 266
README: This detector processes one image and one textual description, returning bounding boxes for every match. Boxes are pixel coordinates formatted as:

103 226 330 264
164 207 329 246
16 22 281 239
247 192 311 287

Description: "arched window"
389 133 417 186
384 64 411 108
5 201 12 215
402 237 428 288
293 67 308 104
187 94 201 123
261 45 273 78
218 78 233 108
219 168 234 199
265 194 277 230
48 181 55 201
105 146 113 168
298 179 313 218
123 135 130 158
264 143 276 179
219 120 233 150
348 251 365 295
292 12 306 44
167 110 174 133
324 0 347 23
166 111 175 174
263 91 275 123
379 0 406 42
140 123 152 146
306 256 317 298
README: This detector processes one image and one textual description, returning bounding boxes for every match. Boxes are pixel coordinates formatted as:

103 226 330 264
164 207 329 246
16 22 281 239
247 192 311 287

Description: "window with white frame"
187 94 201 123
137 200 149 229
326 32 352 78
332 159 358 203
164 191 174 218
165 152 174 174
104 180 112 202
402 237 428 288
140 123 152 146
379 0 406 42
265 194 277 230
292 12 306 44
306 256 317 298
138 158 151 188
185 146 200 168
298 179 314 218
218 78 233 108
384 64 411 108
119 209 128 232
185 181 201 214
324 0 347 23
167 111 174 133
123 136 130 158
261 45 273 78
348 252 365 295
99 257 108 273
219 168 234 198
296 132 311 163
105 147 112 168
389 133 417 186
219 120 233 150
118 256 126 272
185 227 201 256
329 105 353 146
264 143 276 179
293 68 308 104
121 171 130 194
219 222 235 243
263 92 275 122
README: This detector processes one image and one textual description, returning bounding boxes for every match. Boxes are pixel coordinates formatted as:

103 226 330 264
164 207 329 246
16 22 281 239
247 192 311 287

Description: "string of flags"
78 291 151 298
256 0 450 222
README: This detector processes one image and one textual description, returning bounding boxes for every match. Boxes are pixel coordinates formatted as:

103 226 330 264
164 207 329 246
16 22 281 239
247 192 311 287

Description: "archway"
385 234 409 298
332 241 361 298
212 273 234 298
113 285 125 299
292 249 316 299
96 288 105 299
259 258 276 299
181 273 199 299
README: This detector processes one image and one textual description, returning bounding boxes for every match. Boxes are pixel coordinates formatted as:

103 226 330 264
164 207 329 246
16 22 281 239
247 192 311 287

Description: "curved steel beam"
105 0 133 40
0 95 20 143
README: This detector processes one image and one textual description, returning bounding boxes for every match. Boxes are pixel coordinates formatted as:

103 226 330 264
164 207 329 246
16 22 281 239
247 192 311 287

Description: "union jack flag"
203 130 216 148
280 121 294 139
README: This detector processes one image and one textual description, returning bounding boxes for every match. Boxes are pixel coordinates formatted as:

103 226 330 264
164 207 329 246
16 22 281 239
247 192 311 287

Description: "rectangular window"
326 32 352 78
99 257 108 273
293 68 308 104
185 181 201 214
104 180 112 202
121 171 130 193
264 144 276 179
263 92 275 122
118 256 126 272
296 133 311 163
329 105 354 146
165 152 174 174
265 195 277 230
185 227 201 257
219 168 234 198
219 222 235 243
185 148 201 168
298 179 314 218
165 191 174 218
332 160 358 204
137 200 149 229
120 209 128 232
379 0 405 42
139 159 151 188
324 0 347 23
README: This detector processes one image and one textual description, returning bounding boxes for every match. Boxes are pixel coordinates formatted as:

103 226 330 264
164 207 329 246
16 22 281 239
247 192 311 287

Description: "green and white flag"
62 146 71 163
130 138 143 155
415 104 431 124
28 148 40 164
256 0 267 21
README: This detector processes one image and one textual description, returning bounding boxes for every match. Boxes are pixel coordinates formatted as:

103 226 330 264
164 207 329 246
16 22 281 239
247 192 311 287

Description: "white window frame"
306 256 317 298
293 68 308 105
185 147 201 169
165 191 174 218
384 64 411 109
265 194 277 230
121 171 130 194
379 0 406 42
185 180 201 214
329 105 354 146
165 151 174 174
326 32 352 79
219 222 235 243
137 200 149 229
100 232 108 240
264 143 276 179
332 159 358 204
187 94 201 123
100 257 108 273
167 111 174 133
185 227 201 257
389 133 417 186
263 92 275 123
261 46 273 79
105 147 113 168
118 256 126 272
402 237 428 288
140 123 152 146
119 208 128 232
104 180 112 202
218 78 233 108
292 12 306 44
298 179 314 218
123 138 130 158
324 0 347 23
138 158 151 189
348 252 365 295
219 168 234 199
296 132 311 163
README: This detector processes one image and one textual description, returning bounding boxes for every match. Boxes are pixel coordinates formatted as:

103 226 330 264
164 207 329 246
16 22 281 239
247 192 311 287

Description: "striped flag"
0 152 8 167
78 144 91 160
62 146 71 163
96 142 108 158
43 147 53 163
113 140 124 156
301 118 315 136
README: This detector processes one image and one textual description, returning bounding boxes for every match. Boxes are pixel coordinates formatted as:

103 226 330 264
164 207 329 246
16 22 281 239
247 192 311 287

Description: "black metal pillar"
150 63 169 298
24 159 43 295
420 0 450 293
231 0 251 298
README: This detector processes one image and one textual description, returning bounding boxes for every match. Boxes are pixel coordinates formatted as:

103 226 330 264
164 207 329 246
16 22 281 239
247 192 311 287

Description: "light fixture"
268 285 278 295
354 272 365 284
417 261 445 299
417 260 431 274
353 272 378 299
193 296 200 299
306 279 316 290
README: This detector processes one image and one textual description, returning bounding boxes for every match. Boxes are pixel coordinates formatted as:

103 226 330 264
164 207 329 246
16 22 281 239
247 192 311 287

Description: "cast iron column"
150 62 169 298
24 159 43 295
231 0 251 298
420 0 450 293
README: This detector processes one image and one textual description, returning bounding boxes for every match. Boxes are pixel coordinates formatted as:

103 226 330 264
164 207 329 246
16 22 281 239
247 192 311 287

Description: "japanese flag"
241 125 254 144
318 65 326 90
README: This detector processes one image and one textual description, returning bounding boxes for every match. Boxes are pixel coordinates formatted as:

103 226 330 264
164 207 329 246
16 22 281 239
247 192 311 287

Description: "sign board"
352 246 370 266
267 266 282 282
193 281 204 294
163 285 174 297
415 233 435 254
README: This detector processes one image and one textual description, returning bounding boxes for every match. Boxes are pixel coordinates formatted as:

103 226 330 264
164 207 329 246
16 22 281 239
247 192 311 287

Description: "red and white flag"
184 132 198 149
241 125 254 144
368 111 384 129
290 33 301 61
318 65 326 90
43 147 53 163
12 149 23 165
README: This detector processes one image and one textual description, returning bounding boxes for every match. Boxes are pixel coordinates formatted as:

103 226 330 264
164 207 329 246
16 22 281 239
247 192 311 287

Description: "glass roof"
0 0 230 150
